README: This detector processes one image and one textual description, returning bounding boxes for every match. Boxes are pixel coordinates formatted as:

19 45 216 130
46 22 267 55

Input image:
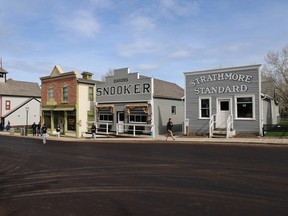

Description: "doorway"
216 99 231 129
117 111 125 133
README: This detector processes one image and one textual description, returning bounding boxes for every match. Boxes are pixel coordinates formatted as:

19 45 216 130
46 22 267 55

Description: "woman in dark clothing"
166 118 175 141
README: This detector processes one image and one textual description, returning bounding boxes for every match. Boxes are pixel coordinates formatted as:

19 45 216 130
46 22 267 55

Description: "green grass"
265 131 288 137
280 119 288 126
265 119 288 137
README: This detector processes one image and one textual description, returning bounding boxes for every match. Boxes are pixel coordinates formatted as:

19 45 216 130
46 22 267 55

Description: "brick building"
40 65 101 138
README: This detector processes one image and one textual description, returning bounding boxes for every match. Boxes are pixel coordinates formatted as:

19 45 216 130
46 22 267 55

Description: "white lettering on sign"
194 85 248 95
96 83 151 96
189 72 253 87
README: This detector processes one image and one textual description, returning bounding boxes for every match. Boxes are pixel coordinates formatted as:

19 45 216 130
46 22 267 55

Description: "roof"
0 79 41 97
184 64 262 76
0 67 8 74
154 79 184 99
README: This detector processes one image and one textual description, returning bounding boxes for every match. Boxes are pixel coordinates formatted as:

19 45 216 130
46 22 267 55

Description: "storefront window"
199 98 210 118
67 111 76 131
99 111 113 122
236 96 254 119
129 110 147 123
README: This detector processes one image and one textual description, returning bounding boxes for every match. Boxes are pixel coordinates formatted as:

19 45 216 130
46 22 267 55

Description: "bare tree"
101 68 114 81
262 45 288 117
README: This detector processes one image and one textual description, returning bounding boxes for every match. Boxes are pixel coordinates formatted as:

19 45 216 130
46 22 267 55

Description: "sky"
0 0 288 87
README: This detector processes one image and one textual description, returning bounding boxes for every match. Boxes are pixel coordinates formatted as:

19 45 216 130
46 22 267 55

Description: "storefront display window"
67 111 76 131
236 96 254 119
99 111 113 122
129 110 147 123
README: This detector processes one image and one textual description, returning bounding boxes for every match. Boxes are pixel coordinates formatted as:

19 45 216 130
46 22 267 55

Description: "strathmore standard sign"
188 72 253 95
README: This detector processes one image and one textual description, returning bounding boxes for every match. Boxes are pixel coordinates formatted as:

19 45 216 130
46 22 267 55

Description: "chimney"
81 71 93 80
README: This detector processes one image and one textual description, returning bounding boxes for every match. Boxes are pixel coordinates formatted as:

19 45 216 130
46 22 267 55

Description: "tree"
262 44 288 117
101 68 114 81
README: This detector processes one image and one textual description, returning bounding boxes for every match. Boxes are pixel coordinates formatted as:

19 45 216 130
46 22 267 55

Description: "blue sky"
0 0 287 87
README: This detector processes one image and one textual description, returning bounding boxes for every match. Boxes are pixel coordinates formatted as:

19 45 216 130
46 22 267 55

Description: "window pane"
237 97 252 103
201 99 209 108
63 86 68 101
201 109 209 118
200 98 210 118
237 97 253 118
171 106 176 115
220 101 229 111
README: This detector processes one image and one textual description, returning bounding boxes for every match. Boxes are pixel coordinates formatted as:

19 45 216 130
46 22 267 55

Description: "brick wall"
41 76 77 106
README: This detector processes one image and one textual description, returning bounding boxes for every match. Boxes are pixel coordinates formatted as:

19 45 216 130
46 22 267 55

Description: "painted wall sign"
189 72 253 95
113 78 128 83
96 83 151 96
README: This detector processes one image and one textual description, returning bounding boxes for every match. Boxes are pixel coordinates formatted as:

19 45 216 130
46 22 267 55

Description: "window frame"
62 85 69 102
99 111 113 122
88 86 94 101
234 95 255 120
171 106 176 115
129 110 147 123
48 87 54 100
5 100 11 110
198 97 211 119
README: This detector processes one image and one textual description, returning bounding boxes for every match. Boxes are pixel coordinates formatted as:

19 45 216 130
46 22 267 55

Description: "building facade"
0 67 41 129
95 68 184 136
40 65 100 138
184 64 279 137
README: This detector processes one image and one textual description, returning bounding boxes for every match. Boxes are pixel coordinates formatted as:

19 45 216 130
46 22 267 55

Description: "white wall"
3 96 41 127
77 83 95 137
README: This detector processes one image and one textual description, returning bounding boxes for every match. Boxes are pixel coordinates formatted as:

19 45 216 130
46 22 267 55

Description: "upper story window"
62 86 68 102
5 100 11 110
171 106 176 115
48 87 54 100
88 87 94 101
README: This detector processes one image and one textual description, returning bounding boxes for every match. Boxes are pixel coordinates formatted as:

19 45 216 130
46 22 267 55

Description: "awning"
42 106 75 111
96 104 115 113
125 103 149 114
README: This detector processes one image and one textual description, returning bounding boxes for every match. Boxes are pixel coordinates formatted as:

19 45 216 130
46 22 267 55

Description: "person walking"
91 123 96 139
32 122 37 136
56 124 61 138
42 124 48 144
166 118 175 141
37 122 41 136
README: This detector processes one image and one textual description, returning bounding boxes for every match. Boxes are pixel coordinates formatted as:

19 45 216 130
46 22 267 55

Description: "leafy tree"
262 45 288 117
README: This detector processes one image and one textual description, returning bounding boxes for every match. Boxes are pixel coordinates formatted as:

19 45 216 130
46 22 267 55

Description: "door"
216 99 231 129
117 112 125 133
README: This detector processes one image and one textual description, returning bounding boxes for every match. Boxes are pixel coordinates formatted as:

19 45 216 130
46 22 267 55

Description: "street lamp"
25 106 29 136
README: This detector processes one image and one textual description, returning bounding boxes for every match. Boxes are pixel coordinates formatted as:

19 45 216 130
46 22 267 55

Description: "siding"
185 65 261 135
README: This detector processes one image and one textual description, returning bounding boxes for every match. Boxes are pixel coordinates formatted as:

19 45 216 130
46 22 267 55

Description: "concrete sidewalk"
1 131 288 145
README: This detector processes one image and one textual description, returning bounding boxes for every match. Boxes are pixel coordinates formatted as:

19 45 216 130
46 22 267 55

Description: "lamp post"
25 106 29 136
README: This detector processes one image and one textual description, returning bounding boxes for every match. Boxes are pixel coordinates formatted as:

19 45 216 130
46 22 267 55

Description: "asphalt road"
1 135 288 216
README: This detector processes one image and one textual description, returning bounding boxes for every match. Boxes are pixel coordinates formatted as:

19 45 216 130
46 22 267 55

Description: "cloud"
126 14 156 33
135 63 161 72
57 10 101 38
90 0 114 9
159 0 199 17
117 39 159 57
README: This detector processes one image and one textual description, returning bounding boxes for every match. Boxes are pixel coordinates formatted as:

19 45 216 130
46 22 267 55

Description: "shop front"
95 68 184 137
184 65 265 136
